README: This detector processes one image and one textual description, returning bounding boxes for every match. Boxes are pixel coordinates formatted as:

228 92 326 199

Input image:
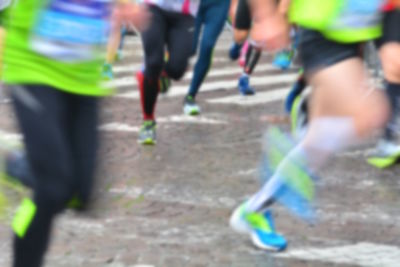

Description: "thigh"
141 6 167 76
166 13 195 72
234 0 251 30
378 10 400 82
202 0 230 45
299 28 361 75
10 85 74 203
68 95 99 207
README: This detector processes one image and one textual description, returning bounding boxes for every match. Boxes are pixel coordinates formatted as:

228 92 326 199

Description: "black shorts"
298 28 363 73
376 10 400 47
235 0 251 30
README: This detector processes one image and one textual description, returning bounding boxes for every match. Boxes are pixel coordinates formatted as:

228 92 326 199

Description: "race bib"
330 0 384 30
30 0 112 62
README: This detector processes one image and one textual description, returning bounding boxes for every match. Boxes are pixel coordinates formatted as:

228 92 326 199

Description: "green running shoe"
183 95 201 116
367 139 400 169
138 120 156 145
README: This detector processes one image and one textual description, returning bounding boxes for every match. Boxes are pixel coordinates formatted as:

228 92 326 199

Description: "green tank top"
289 0 385 43
2 0 113 96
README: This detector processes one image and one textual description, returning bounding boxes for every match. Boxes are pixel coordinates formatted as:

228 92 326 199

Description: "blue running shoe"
102 63 114 80
230 203 287 251
273 50 293 70
238 75 255 95
229 42 242 61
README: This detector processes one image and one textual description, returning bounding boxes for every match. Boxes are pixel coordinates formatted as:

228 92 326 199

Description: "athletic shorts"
235 0 251 30
298 28 363 74
376 10 400 47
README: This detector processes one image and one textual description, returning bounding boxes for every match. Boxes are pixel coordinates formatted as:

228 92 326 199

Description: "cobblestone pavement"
1 31 400 267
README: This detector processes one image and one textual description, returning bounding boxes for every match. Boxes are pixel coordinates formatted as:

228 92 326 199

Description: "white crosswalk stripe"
114 73 297 99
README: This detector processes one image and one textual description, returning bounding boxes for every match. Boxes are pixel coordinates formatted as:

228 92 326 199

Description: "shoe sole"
367 153 400 169
229 205 251 234
137 138 156 145
230 206 287 252
183 107 201 116
251 232 287 252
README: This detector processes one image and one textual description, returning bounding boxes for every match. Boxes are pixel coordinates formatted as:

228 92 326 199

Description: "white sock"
245 117 358 212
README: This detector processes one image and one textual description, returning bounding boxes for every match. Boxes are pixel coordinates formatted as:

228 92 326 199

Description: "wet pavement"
1 31 400 267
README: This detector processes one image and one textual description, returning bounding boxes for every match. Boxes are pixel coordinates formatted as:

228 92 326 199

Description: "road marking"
98 123 140 132
110 60 282 89
157 115 227 125
207 87 291 105
114 73 297 99
112 63 279 77
121 45 237 58
277 242 400 267
98 115 226 133
0 130 23 142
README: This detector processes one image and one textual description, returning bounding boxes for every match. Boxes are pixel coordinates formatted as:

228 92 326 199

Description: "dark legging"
140 5 194 120
188 0 230 98
10 85 99 267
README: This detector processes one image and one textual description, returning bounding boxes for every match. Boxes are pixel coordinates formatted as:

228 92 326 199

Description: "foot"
273 50 293 70
138 120 157 145
230 203 287 251
238 75 255 95
183 95 201 116
102 63 114 80
229 42 243 61
159 71 171 94
367 138 400 168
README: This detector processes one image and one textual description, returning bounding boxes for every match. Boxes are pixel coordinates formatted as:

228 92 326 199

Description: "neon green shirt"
2 0 113 96
289 0 385 43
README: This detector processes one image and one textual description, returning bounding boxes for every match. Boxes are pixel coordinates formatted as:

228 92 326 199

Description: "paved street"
1 30 400 267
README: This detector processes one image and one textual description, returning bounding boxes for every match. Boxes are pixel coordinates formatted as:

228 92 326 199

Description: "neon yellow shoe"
230 203 287 251
367 139 400 169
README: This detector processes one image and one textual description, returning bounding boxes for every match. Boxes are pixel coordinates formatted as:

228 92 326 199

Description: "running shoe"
238 75 255 95
229 42 243 61
159 71 171 94
273 50 293 70
183 95 201 116
102 63 114 80
230 203 287 251
138 120 157 145
366 138 400 169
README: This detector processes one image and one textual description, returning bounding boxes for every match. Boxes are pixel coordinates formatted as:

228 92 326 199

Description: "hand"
250 13 290 52
112 3 151 32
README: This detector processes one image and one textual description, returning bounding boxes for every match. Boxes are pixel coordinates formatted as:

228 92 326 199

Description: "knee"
36 181 75 214
166 60 188 80
355 91 390 136
380 43 400 83
144 56 164 78
31 160 75 213
201 39 217 55
233 30 248 44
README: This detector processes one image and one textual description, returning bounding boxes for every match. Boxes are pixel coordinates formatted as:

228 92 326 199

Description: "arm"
248 0 291 51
